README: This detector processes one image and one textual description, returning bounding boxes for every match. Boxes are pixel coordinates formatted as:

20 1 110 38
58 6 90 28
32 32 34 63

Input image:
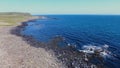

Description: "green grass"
0 12 33 26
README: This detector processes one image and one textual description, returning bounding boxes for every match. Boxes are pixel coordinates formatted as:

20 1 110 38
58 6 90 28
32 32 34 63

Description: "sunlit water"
22 15 120 68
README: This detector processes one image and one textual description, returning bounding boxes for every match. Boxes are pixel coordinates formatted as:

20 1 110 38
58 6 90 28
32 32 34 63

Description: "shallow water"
22 15 120 68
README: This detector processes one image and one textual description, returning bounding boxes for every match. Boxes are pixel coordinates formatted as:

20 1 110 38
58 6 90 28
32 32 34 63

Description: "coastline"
0 16 64 68
11 16 102 68
0 13 118 68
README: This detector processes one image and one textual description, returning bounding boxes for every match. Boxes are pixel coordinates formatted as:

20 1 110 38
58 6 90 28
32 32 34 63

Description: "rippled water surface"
22 15 120 68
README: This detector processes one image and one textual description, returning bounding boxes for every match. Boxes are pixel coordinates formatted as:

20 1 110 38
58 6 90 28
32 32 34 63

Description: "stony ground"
0 26 64 68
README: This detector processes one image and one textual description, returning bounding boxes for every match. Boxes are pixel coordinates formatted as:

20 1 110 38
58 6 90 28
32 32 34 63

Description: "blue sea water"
22 15 120 68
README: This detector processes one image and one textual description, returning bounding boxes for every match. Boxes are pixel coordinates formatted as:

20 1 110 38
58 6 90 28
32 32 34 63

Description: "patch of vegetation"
0 12 33 26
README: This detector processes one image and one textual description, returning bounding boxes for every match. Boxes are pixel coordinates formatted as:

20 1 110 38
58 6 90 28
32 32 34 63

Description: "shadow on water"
11 21 111 68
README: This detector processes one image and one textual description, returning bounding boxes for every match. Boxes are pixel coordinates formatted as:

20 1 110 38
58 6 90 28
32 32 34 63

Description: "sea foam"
79 44 111 58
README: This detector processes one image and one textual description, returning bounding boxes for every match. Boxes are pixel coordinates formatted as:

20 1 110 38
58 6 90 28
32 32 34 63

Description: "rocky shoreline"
0 16 64 68
10 17 108 68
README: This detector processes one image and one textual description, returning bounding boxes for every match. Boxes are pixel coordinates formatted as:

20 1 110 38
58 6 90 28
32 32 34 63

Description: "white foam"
67 43 71 46
79 44 111 57
100 51 108 57
103 44 109 48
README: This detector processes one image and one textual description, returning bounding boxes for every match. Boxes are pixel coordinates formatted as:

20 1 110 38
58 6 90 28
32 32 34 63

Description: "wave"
79 44 111 58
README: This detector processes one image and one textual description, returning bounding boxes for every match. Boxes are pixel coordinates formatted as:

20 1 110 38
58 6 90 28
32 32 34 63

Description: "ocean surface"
22 15 120 68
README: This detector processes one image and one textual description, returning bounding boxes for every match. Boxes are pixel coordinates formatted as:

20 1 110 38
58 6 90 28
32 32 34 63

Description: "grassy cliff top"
0 12 34 26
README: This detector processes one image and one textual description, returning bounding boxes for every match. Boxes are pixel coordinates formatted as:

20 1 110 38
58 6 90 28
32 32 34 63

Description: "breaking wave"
79 44 111 58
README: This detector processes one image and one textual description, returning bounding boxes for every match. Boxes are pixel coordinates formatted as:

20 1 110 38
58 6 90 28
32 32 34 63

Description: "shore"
0 16 64 68
11 16 100 68
0 13 107 68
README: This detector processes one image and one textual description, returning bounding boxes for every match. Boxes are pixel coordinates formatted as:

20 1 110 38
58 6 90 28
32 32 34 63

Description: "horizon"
0 0 120 14
32 13 120 15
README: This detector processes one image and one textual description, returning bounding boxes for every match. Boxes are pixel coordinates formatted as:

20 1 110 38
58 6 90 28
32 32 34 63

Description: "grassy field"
0 12 33 26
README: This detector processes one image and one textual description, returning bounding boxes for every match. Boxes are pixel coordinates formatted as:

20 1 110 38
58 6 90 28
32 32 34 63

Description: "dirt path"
0 26 64 68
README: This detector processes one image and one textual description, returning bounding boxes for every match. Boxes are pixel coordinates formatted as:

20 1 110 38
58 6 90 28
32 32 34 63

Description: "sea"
22 15 120 68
